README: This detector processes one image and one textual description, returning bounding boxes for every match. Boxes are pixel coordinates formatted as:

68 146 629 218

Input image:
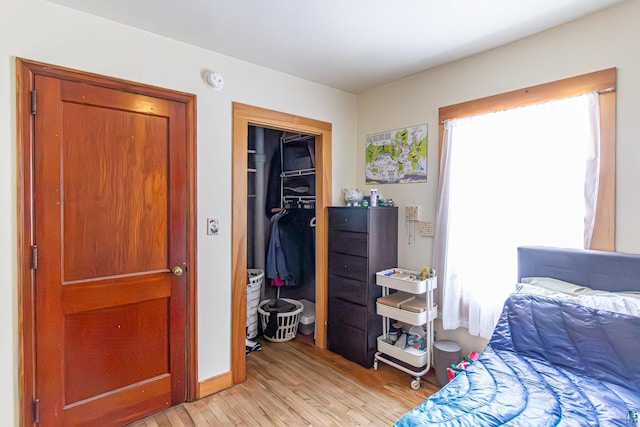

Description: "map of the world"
365 124 428 184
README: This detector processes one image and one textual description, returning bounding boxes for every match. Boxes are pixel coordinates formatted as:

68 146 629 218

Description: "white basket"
247 270 264 303
248 269 264 286
246 269 264 339
247 313 258 325
247 287 261 309
247 319 259 339
258 298 303 342
246 312 260 339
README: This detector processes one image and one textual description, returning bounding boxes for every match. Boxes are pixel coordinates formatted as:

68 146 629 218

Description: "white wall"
357 0 640 355
0 0 357 424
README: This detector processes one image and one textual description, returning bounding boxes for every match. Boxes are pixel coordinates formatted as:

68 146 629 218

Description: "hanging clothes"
265 209 315 288
277 209 316 287
266 210 290 286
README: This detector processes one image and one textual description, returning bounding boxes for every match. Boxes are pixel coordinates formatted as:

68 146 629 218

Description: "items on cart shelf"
393 326 428 351
394 333 407 349
407 325 428 350
421 266 436 280
378 291 414 307
378 291 429 313
389 322 403 343
401 297 428 313
382 270 417 280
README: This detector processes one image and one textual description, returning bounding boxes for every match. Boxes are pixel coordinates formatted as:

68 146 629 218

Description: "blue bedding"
395 293 640 426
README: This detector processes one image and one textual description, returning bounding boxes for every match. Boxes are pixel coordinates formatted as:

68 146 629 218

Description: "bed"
395 246 640 426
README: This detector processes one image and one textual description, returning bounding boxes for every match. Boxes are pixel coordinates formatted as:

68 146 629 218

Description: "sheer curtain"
434 93 600 339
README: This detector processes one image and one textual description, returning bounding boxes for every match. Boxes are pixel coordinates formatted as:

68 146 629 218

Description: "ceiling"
47 0 625 93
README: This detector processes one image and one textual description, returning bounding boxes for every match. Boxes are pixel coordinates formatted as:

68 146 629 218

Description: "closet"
247 126 317 334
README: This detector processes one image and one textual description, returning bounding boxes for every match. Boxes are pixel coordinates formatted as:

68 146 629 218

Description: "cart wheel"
411 379 420 390
373 359 378 371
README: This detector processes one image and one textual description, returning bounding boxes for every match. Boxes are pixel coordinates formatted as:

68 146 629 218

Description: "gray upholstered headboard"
517 246 640 292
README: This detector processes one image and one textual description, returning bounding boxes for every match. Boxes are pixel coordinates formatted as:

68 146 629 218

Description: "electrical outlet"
405 206 420 221
419 220 434 236
207 217 219 235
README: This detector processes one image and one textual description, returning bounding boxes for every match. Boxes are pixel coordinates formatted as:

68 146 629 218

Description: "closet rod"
281 168 315 178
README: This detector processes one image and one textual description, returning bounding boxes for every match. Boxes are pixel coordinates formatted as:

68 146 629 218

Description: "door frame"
231 103 332 384
16 58 199 425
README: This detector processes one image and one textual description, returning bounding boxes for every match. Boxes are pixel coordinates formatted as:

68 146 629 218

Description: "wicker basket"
258 298 303 342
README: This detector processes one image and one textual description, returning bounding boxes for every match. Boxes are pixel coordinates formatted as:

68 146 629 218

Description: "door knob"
171 266 184 276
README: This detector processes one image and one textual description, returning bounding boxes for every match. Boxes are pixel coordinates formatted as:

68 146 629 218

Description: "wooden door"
32 74 188 426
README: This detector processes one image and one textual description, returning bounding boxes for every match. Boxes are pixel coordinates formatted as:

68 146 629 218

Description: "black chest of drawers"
327 206 398 368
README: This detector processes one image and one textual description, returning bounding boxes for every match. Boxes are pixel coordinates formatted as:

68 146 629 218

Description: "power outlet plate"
405 206 420 221
419 220 434 236
207 217 219 235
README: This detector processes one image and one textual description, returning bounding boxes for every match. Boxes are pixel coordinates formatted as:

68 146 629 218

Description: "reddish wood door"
33 75 188 426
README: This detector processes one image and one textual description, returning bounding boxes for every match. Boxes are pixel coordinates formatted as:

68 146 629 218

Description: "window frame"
438 68 616 250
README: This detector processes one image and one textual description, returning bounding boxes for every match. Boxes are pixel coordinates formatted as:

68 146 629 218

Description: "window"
435 69 616 338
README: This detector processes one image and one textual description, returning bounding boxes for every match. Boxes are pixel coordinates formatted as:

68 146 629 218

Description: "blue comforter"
395 293 640 426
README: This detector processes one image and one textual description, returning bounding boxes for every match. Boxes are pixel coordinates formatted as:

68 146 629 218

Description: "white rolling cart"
373 269 437 390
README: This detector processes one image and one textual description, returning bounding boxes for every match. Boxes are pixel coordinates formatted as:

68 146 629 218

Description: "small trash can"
297 299 315 336
434 340 462 387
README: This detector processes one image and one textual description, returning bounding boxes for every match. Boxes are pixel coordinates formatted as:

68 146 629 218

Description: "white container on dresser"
373 269 437 389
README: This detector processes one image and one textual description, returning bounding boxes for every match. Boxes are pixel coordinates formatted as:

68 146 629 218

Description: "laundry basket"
246 269 264 339
258 298 303 342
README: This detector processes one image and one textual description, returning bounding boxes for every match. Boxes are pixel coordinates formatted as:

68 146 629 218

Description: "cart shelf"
376 302 438 326
376 268 436 293
374 269 437 390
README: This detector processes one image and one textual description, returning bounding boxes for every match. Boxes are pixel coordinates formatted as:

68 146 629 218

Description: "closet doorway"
231 103 332 385
247 128 316 303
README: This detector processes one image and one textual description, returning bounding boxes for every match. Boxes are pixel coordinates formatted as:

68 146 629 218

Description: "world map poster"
365 124 428 184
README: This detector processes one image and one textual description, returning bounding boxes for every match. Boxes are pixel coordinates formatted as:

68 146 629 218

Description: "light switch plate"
207 217 219 235
419 220 434 236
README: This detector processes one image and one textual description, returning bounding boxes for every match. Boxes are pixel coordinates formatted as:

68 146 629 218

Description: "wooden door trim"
231 103 332 384
16 58 198 425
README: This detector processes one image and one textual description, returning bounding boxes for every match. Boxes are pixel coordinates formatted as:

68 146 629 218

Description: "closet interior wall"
247 126 316 303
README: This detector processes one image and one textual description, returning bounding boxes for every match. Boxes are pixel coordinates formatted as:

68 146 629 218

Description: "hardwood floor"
127 334 440 426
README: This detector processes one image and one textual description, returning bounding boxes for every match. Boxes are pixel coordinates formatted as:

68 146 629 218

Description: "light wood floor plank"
158 413 175 427
200 400 232 426
127 334 439 426
177 406 197 426
186 400 217 426
142 419 159 427
164 405 194 427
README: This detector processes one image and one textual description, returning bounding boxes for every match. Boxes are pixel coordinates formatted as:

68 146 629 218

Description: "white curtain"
434 92 600 339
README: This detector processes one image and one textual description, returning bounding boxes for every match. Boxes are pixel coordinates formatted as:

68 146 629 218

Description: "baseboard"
197 371 233 399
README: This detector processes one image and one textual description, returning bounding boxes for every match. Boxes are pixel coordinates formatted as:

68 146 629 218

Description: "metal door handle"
171 266 183 276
